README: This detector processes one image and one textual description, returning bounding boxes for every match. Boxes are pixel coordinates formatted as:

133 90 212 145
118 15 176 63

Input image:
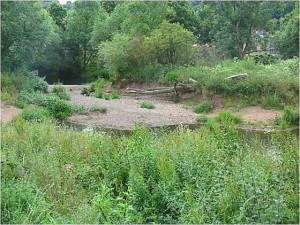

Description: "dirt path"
1 102 22 122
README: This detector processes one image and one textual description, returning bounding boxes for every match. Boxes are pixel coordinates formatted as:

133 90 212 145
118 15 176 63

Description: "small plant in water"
140 101 155 109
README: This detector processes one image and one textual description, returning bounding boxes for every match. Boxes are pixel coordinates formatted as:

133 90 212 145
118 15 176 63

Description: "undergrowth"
1 121 298 224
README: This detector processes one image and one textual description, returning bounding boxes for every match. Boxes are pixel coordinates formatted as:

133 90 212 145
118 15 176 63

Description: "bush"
253 54 278 65
22 70 48 93
140 101 155 109
282 106 299 126
1 180 50 224
95 91 104 99
90 105 107 113
193 101 213 114
21 107 51 122
111 92 120 99
46 97 73 120
104 94 111 100
52 83 70 100
1 73 24 101
93 78 105 93
197 114 208 123
215 110 243 124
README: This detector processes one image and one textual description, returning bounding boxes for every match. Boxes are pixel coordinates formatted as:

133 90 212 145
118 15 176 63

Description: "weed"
197 114 208 123
90 105 107 113
193 101 213 114
21 107 51 122
111 92 120 99
95 91 104 98
140 101 155 109
46 97 73 120
104 94 111 100
52 83 70 100
282 106 299 126
215 110 243 124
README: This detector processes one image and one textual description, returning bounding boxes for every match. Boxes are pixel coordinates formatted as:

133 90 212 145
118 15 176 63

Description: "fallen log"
125 83 195 95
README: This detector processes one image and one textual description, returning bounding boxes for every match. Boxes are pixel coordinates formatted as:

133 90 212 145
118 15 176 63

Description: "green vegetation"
21 107 51 122
279 106 299 127
193 101 214 114
111 91 120 99
52 83 70 100
169 58 299 108
215 110 243 125
1 121 298 223
197 114 209 123
90 105 107 113
140 101 155 109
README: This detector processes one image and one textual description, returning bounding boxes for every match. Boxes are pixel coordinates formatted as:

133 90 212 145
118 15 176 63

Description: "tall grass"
1 120 298 224
170 57 299 108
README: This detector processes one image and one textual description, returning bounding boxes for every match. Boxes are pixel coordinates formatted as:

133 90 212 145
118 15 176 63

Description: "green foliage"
193 101 214 114
1 73 24 101
140 101 155 109
22 70 48 93
253 54 278 65
282 106 299 127
168 58 299 108
104 94 111 100
196 114 208 123
52 83 70 100
95 91 104 99
21 107 51 122
46 97 73 120
90 105 107 113
215 110 243 125
146 21 196 66
111 92 121 99
1 121 298 223
1 1 58 71
274 4 299 59
165 71 179 84
1 180 51 224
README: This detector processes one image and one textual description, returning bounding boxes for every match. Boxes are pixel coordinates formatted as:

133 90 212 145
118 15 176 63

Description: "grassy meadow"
1 119 298 224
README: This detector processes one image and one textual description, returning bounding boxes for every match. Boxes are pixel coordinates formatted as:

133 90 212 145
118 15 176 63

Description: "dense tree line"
1 0 298 83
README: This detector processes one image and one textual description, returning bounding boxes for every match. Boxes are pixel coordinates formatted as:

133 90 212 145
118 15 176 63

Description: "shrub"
93 78 105 93
197 114 208 123
215 110 243 124
90 105 107 113
21 107 51 122
282 106 299 126
111 92 120 99
72 104 86 114
140 101 155 109
104 94 111 100
1 73 24 101
22 70 48 93
1 180 50 224
46 97 73 120
95 91 104 99
193 101 213 114
52 84 70 100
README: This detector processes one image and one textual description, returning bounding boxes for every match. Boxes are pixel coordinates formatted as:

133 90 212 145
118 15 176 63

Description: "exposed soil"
1 102 22 123
1 85 283 129
63 85 282 130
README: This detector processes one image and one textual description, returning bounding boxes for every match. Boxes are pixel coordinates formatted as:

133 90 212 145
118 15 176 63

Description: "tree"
65 1 100 72
98 34 131 78
274 4 299 59
146 22 196 67
1 1 58 72
209 1 277 58
47 2 67 30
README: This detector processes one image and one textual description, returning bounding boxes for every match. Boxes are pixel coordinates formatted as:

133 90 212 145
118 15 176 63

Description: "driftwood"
125 83 195 95
225 73 248 81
